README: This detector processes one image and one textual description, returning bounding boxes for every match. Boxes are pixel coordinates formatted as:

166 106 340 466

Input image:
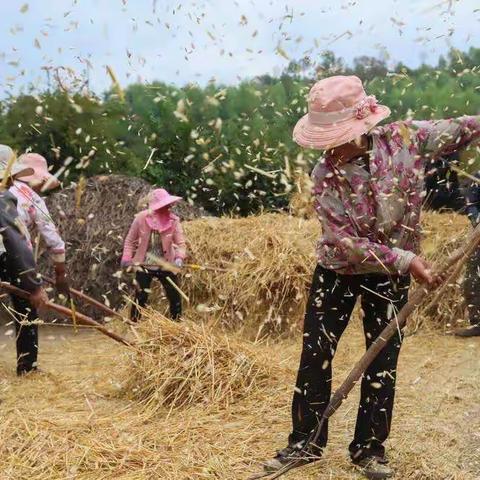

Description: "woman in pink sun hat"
10 152 69 297
264 75 480 479
121 188 186 321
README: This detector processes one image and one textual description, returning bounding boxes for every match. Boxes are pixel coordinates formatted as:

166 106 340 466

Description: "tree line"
0 47 479 215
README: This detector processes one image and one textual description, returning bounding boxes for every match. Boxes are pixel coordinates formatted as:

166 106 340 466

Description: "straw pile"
38 170 471 334
181 213 318 334
122 311 278 409
414 211 470 331
175 210 470 335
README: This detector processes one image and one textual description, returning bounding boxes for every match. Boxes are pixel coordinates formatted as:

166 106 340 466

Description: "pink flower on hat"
354 96 379 120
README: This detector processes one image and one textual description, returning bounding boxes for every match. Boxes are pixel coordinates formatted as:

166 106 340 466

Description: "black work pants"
0 254 38 374
289 265 410 461
464 247 480 326
131 268 182 321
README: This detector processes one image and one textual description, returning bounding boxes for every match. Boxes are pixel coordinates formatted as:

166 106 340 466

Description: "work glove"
30 287 49 311
54 262 71 298
174 258 184 268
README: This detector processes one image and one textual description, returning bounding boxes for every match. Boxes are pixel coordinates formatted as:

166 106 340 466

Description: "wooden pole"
261 223 480 480
41 275 131 323
0 282 133 347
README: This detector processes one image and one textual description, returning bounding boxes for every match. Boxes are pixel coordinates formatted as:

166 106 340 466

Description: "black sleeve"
461 176 480 227
0 192 41 293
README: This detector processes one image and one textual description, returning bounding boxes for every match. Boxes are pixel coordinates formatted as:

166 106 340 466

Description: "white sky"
0 0 478 95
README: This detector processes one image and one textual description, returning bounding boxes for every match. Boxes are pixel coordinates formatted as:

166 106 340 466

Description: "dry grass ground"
0 211 477 479
0 317 479 480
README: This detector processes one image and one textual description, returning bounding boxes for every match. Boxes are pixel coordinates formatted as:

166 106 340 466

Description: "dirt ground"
0 319 479 480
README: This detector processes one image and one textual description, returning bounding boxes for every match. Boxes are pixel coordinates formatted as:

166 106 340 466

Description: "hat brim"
293 105 391 150
149 196 182 211
0 166 35 181
20 170 61 191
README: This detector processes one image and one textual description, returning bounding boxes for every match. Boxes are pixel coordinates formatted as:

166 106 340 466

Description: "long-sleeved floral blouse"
312 116 480 275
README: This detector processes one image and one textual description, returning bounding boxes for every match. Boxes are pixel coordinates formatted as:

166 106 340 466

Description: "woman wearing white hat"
121 188 187 320
264 76 480 479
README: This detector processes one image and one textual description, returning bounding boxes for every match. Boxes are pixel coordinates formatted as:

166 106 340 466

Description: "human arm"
413 116 480 159
320 199 440 283
316 191 416 275
29 190 69 295
29 190 66 263
172 219 187 265
121 216 140 266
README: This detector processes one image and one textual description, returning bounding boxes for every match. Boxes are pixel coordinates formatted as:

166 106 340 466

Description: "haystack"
122 310 277 410
179 211 471 334
42 175 206 317
414 211 470 331
182 213 318 334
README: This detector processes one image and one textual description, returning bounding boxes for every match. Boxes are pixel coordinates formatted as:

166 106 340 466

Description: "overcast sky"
0 0 478 95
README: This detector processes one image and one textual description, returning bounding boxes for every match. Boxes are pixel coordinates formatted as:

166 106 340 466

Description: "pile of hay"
122 311 278 410
42 175 206 316
1 315 479 479
182 213 318 334
414 211 470 331
178 211 470 334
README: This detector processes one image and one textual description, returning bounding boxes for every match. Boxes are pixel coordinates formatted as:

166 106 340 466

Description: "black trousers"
289 265 410 461
0 254 38 374
131 269 182 321
464 247 480 326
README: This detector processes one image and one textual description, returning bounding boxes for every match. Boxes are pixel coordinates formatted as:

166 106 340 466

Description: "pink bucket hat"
293 75 390 150
17 153 60 191
148 188 182 211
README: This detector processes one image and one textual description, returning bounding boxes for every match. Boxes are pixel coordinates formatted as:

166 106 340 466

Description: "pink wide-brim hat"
293 75 390 150
148 188 182 211
17 153 60 191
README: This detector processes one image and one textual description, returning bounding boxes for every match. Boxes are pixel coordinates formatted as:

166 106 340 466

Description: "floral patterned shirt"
312 116 480 275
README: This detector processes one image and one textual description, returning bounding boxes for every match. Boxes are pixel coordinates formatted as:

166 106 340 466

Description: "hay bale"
122 311 276 410
42 174 206 317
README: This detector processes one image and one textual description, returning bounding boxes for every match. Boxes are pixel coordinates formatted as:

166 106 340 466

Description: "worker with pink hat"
121 188 187 321
264 75 480 479
8 152 69 298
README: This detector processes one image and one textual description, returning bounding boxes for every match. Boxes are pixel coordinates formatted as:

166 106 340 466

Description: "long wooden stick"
0 282 133 347
140 261 229 274
41 275 130 322
261 223 480 480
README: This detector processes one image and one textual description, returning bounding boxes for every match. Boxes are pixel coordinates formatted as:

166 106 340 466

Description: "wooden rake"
0 282 133 347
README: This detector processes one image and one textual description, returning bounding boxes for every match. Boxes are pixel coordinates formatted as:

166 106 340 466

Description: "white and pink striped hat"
293 75 390 150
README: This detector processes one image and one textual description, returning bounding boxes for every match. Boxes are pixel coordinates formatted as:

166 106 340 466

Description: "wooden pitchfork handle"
41 275 132 324
260 223 480 480
0 282 133 347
